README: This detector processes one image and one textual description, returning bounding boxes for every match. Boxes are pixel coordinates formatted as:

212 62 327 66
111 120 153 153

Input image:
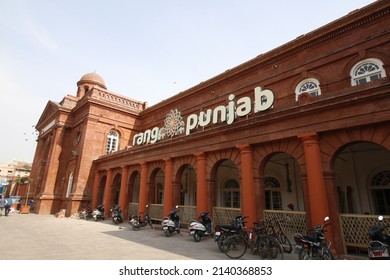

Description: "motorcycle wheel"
322 248 335 260
299 248 312 260
164 229 171 237
217 234 228 253
193 231 201 242
223 235 247 259
132 221 140 231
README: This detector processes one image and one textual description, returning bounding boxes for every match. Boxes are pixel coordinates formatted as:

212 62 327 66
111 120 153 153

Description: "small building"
29 0 390 256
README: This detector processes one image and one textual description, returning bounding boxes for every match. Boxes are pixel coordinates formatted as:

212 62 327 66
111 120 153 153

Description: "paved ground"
0 211 298 260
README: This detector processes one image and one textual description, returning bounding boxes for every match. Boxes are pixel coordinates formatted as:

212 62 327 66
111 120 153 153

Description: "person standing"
0 195 6 216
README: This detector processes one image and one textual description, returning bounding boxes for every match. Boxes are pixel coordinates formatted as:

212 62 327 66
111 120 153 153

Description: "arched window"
295 78 321 101
371 170 390 215
264 176 282 210
66 172 73 198
223 179 240 208
105 130 119 154
350 58 386 86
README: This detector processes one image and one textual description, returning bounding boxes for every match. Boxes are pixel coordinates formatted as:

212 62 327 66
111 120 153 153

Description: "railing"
213 207 241 225
264 210 307 238
339 214 390 250
129 203 197 225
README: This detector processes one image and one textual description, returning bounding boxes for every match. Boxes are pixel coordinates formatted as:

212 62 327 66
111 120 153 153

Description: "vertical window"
295 78 321 101
350 58 386 86
371 170 390 215
105 130 119 154
223 179 240 208
264 177 282 210
66 172 73 198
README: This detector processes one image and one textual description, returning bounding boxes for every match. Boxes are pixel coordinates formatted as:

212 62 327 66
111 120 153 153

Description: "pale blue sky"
0 0 375 164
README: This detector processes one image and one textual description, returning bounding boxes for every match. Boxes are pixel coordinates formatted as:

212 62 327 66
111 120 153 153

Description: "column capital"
298 132 319 144
236 144 252 153
194 152 206 159
164 157 173 164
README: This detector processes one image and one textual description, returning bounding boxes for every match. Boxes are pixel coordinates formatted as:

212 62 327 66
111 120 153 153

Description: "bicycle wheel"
223 235 247 259
279 234 292 253
257 235 284 260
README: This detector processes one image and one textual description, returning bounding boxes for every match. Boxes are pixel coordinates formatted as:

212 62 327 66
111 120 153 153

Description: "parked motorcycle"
214 216 246 252
293 216 334 260
189 211 213 242
129 205 153 231
92 204 105 221
161 205 180 237
79 206 93 220
368 215 390 259
111 206 123 224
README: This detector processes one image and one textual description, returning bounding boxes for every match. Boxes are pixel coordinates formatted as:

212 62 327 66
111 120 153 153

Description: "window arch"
295 78 321 101
350 58 386 86
223 179 240 208
105 130 119 154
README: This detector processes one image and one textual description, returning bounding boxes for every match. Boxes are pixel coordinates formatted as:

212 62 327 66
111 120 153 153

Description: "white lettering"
254 86 274 112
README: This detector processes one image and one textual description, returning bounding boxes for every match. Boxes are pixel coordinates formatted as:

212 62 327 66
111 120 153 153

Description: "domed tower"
76 72 107 98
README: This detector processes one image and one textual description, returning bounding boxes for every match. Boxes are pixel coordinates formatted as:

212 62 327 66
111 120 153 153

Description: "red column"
138 162 148 214
163 158 173 216
103 169 113 218
195 152 207 217
299 133 330 226
237 144 256 228
91 171 100 209
119 166 129 219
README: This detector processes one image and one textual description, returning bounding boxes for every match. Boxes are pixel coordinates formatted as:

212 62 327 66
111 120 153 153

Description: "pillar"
118 166 129 219
91 171 100 209
103 168 113 218
195 152 207 217
163 158 173 216
138 162 148 214
299 133 334 245
237 144 256 228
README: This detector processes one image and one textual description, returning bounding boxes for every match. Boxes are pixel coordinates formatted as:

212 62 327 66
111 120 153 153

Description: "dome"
77 72 106 89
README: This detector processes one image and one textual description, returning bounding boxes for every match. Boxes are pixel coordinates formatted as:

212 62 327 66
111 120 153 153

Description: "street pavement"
0 211 298 260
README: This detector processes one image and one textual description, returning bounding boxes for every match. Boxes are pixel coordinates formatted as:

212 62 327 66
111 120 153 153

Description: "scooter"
129 205 153 231
92 204 105 221
111 205 123 224
368 215 390 259
189 211 213 242
161 205 180 237
293 216 334 260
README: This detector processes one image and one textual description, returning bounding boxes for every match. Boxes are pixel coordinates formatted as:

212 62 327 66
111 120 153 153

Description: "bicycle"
265 217 292 253
222 219 284 259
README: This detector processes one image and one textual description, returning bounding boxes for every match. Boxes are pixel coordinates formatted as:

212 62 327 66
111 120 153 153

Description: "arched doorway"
213 159 240 208
333 141 390 215
264 153 304 211
177 164 196 206
111 173 121 208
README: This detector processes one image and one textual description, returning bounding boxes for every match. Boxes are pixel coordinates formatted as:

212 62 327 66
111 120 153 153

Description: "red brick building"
30 0 389 255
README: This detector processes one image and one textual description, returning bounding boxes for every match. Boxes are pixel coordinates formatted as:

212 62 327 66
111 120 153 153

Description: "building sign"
133 86 274 146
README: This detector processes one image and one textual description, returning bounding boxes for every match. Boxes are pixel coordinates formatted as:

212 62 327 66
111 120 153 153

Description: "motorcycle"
189 211 213 242
92 204 105 221
368 215 390 259
214 216 246 252
293 216 335 260
161 205 180 237
129 205 153 231
79 206 93 220
111 206 123 224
